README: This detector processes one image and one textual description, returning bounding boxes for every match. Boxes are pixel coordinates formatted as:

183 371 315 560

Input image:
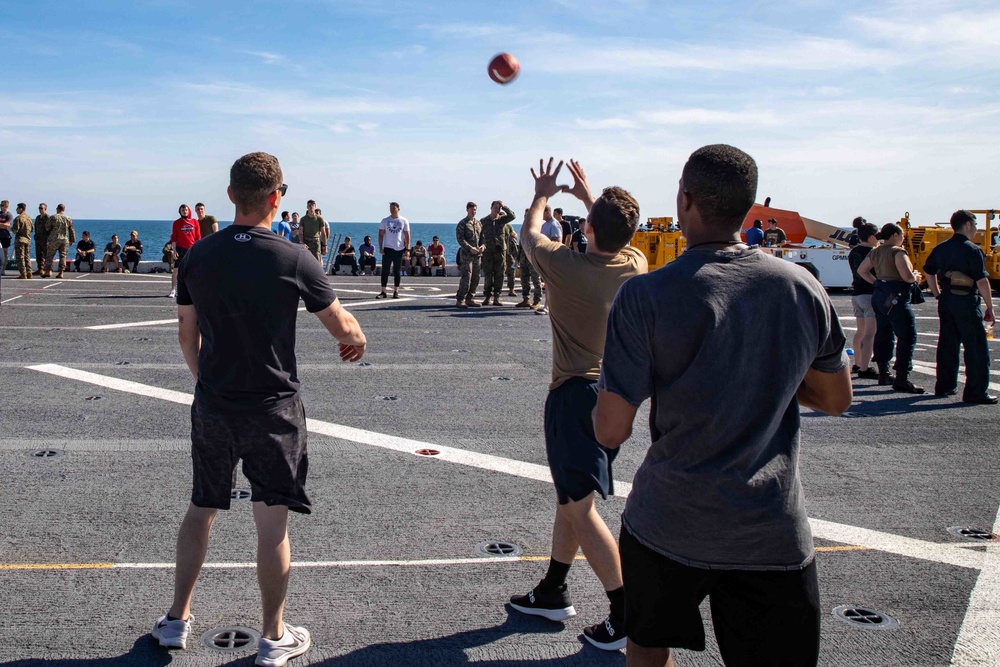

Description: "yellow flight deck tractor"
632 217 686 271
900 209 1000 289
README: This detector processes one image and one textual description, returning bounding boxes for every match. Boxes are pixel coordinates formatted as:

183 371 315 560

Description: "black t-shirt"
338 243 355 256
176 225 338 412
923 235 988 294
559 219 572 242
77 239 95 253
124 239 143 256
571 229 588 254
763 228 787 246
104 243 121 255
848 245 874 295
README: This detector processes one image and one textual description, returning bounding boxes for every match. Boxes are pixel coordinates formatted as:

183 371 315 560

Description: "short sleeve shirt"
379 216 410 251
600 247 847 570
176 225 337 413
540 220 562 242
77 239 95 253
198 215 218 238
848 245 874 295
923 235 988 290
763 227 787 246
299 213 325 240
527 240 647 390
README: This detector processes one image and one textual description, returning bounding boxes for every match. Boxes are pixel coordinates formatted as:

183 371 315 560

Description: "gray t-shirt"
600 246 847 571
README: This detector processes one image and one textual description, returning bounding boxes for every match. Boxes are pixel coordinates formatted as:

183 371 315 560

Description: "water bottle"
985 320 994 340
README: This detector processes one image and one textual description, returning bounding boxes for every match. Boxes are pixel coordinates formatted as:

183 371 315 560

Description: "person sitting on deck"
410 240 427 275
358 236 377 275
333 236 359 276
75 231 96 272
428 236 446 271
103 234 122 273
123 230 144 273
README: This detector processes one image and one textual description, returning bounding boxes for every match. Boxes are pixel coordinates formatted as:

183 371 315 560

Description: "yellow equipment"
633 217 686 271
901 209 1000 287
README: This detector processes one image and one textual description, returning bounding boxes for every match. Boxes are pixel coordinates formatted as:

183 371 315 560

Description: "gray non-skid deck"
0 272 997 666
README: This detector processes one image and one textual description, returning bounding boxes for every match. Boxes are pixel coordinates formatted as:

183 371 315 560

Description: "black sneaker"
509 583 576 621
856 368 878 380
583 615 627 651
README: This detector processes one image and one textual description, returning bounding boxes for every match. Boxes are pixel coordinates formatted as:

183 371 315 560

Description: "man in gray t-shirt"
595 144 852 666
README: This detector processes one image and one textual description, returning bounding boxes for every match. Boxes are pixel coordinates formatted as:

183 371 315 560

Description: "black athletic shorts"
190 397 311 513
619 525 820 665
544 377 618 504
175 246 189 263
0 232 10 249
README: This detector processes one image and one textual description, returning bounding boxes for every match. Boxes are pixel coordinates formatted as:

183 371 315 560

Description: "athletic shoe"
510 583 576 621
515 298 531 308
963 395 999 405
856 368 878 380
376 292 388 299
255 623 311 667
851 365 860 374
168 289 176 299
583 615 627 651
152 614 192 649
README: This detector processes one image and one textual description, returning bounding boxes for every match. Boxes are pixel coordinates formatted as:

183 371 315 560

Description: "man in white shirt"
377 202 410 299
540 205 562 242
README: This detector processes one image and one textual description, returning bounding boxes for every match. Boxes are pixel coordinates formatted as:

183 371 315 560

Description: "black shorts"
544 377 617 504
190 397 311 513
0 232 10 249
619 525 820 665
175 246 188 263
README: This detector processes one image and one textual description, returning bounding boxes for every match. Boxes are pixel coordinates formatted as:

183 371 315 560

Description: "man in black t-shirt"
74 232 96 272
153 152 368 666
763 218 787 246
925 210 996 404
123 231 144 273
333 236 359 275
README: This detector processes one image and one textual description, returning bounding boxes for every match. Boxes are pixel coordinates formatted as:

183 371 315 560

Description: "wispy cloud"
244 50 286 65
179 82 433 118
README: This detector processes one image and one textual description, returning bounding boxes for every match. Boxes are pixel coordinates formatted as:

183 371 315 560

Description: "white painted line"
24 364 988 572
950 505 1000 665
41 282 62 289
1 295 23 304
911 362 1000 394
843 325 1000 345
85 297 415 330
86 318 182 330
333 287 453 300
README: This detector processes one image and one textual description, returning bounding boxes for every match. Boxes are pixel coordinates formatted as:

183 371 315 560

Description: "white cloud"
575 118 639 130
179 82 433 118
244 51 286 65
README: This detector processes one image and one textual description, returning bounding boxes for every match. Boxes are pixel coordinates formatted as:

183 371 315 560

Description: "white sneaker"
152 613 192 649
168 289 176 299
256 623 311 667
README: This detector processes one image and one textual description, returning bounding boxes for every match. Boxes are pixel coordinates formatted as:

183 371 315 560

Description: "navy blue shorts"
544 377 617 504
620 525 820 663
190 397 311 513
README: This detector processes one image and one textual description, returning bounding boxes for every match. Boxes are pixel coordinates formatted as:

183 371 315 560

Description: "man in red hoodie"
169 204 201 299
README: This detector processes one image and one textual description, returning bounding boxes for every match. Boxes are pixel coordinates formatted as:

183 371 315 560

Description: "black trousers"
936 293 990 399
872 280 917 373
381 248 403 288
360 255 376 273
75 255 94 272
125 251 141 273
334 255 358 274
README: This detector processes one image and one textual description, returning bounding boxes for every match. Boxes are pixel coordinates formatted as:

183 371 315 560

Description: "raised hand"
564 159 596 209
531 157 565 199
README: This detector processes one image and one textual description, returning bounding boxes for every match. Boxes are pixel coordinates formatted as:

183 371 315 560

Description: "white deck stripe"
911 362 1000 393
115 556 521 570
84 297 414 330
0 295 23 304
21 364 987 571
950 505 1000 665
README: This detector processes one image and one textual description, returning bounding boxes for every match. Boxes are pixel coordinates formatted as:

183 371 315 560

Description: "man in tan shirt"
509 157 647 651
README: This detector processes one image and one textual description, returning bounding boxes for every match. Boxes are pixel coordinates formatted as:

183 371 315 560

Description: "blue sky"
1 0 997 227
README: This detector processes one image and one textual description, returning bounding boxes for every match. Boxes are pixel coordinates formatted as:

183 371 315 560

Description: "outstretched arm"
520 157 564 258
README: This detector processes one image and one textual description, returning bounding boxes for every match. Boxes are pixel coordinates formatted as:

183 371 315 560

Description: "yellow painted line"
518 555 588 562
816 545 870 553
0 563 114 570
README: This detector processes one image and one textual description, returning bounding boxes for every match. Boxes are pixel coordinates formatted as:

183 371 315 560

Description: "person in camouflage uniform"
516 209 542 309
504 225 518 296
455 202 485 308
480 200 517 305
45 203 76 278
33 203 51 276
11 203 33 279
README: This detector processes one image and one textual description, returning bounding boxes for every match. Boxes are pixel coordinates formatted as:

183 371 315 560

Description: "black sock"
166 614 183 622
606 586 625 622
540 558 572 591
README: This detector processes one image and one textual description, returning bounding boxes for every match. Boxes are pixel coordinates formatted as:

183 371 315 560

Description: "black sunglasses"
277 184 288 196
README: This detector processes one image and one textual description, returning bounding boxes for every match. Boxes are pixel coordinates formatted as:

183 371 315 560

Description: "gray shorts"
852 294 875 319
190 397 311 513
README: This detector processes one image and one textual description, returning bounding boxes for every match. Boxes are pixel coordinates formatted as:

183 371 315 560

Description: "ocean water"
67 220 462 255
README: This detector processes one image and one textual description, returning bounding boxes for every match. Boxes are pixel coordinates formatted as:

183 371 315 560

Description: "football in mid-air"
488 53 520 85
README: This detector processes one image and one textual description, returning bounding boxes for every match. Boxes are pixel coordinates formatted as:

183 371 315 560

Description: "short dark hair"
177 204 188 216
307 199 316 206
753 219 762 228
950 209 976 230
390 201 400 208
466 202 477 209
681 144 758 230
82 230 90 236
364 235 371 242
553 208 563 215
877 223 903 241
852 216 866 228
56 204 65 213
230 152 283 216
858 223 879 242
491 201 501 209
281 211 290 219
588 186 640 253
344 236 351 241
196 202 205 208
16 203 25 212
768 218 778 225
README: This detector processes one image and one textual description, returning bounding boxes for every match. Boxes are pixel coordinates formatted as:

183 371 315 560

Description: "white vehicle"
760 245 853 289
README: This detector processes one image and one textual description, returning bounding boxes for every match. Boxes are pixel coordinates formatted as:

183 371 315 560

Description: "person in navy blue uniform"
924 210 996 404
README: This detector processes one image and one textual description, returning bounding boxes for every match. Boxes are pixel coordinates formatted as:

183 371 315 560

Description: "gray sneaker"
151 614 192 649
255 623 311 667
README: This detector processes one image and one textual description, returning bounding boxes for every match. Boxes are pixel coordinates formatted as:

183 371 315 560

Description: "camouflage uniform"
480 206 516 300
45 214 76 276
517 244 542 305
12 213 33 278
504 223 517 294
455 215 482 305
34 213 50 274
